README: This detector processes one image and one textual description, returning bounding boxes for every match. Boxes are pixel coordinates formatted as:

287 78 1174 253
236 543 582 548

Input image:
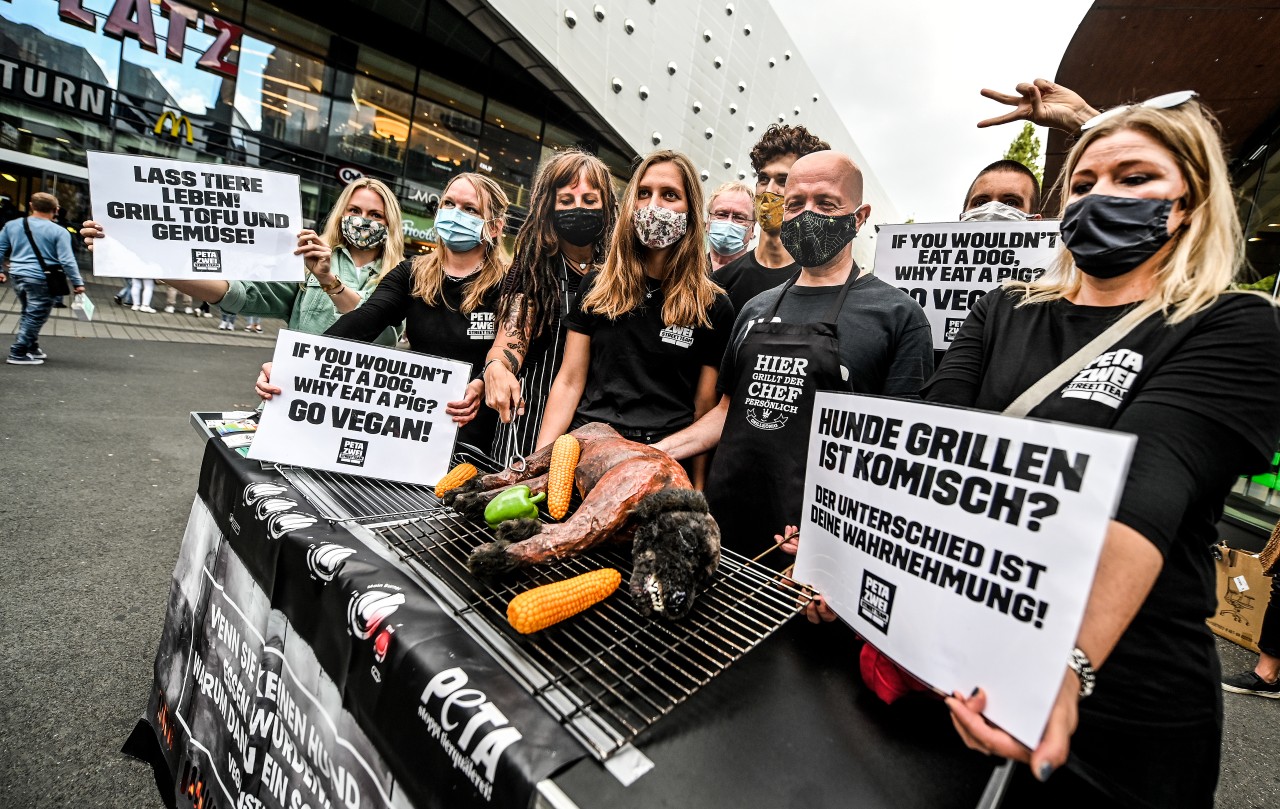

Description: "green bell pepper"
484 485 546 528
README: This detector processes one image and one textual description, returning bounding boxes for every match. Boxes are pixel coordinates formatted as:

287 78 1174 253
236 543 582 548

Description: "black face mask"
1061 195 1175 279
780 209 860 268
552 207 606 247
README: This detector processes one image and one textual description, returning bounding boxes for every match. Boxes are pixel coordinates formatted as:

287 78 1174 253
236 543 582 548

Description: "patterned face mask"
960 201 1030 222
633 204 688 249
780 209 861 268
340 215 389 249
754 191 785 232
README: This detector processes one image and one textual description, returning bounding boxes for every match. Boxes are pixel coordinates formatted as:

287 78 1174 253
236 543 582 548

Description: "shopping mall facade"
0 0 896 265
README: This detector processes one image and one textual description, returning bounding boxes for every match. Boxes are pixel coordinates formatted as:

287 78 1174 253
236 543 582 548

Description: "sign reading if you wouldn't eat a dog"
249 331 470 486
87 151 303 280
793 391 1134 748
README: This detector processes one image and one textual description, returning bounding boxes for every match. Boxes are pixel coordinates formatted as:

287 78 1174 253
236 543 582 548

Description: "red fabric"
859 643 929 704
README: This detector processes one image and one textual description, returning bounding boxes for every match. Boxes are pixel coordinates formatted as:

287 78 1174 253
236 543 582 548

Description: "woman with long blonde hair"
257 172 510 448
929 91 1280 806
535 150 734 484
483 149 618 460
81 177 405 345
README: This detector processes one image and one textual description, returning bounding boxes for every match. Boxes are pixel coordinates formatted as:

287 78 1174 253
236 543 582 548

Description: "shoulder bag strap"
21 217 52 273
1001 298 1161 418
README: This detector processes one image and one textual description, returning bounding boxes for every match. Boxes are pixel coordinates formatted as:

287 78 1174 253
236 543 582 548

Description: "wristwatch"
1068 646 1096 698
317 274 342 293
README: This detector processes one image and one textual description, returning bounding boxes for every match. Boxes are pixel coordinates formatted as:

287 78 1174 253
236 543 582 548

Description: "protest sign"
874 221 1060 350
249 330 470 485
86 151 303 280
793 391 1134 747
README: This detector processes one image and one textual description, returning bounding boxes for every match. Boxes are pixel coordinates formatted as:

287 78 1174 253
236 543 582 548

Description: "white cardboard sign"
874 221 1060 350
249 331 470 486
87 151 303 280
793 391 1135 747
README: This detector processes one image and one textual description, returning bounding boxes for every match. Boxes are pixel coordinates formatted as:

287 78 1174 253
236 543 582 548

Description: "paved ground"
0 301 1276 808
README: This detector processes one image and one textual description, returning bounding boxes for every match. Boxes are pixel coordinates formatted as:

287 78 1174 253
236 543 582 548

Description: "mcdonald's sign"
154 111 194 145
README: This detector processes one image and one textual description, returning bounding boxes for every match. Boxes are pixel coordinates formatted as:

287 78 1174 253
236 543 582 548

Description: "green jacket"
218 247 399 346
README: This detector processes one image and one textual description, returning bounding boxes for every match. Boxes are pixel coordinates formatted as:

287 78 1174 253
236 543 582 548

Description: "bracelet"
323 282 346 296
317 274 342 293
1067 646 1096 698
483 358 507 375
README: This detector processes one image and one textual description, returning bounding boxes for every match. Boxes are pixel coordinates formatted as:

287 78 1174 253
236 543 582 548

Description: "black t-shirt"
711 251 799 314
325 260 500 448
720 273 935 399
565 270 735 434
925 288 1280 729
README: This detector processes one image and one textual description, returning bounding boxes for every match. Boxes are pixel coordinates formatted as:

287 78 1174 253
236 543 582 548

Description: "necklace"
445 259 484 281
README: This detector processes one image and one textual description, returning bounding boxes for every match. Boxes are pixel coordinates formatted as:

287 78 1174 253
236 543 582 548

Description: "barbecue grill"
278 448 814 783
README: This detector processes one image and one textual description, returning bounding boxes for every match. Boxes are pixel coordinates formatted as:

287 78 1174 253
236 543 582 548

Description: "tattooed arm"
484 294 533 423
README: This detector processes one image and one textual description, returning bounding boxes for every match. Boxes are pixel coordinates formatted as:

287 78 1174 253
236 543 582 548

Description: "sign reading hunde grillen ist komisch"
793 392 1134 748
874 220 1060 350
250 331 470 486
87 151 303 281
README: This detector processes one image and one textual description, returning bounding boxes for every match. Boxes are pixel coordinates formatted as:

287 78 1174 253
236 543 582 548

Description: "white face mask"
959 200 1030 222
633 204 688 249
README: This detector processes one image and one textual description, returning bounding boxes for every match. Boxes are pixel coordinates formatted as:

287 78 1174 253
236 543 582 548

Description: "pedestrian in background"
0 191 85 365
129 277 156 313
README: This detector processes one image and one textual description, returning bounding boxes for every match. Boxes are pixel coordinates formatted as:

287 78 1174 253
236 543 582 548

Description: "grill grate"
281 447 812 763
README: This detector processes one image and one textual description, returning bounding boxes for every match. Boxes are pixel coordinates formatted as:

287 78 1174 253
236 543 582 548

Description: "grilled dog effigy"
445 422 720 619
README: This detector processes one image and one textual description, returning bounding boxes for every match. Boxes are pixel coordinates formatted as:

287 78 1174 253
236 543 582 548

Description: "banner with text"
874 220 1060 350
249 330 469 486
87 151 303 280
793 392 1134 747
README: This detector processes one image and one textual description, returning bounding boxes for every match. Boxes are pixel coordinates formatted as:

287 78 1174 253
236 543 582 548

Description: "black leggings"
1259 574 1280 658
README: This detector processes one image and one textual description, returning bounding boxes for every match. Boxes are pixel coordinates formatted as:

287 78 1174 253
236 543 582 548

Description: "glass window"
357 47 416 93
178 1 246 22
234 35 330 155
425 2 492 64
406 95 480 185
478 125 540 209
1241 142 1280 289
417 70 483 119
484 98 542 142
244 2 330 58
327 71 412 174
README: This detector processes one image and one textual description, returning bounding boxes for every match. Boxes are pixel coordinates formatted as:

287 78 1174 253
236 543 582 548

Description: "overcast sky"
770 0 1094 224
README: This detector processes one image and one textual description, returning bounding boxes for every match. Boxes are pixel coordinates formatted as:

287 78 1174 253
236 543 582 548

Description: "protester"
929 93 1280 806
960 159 1042 221
1221 522 1280 698
711 125 829 313
655 151 934 557
535 150 734 487
82 177 405 344
977 78 1100 136
256 173 510 449
706 181 756 272
130 277 157 313
483 149 617 461
0 192 86 365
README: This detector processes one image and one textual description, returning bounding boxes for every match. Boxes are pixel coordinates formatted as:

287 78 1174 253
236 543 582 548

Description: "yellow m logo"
153 111 194 145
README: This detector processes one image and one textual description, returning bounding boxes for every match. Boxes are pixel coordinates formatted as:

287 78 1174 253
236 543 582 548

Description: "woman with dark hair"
535 150 734 486
938 92 1280 807
256 172 510 449
483 149 618 461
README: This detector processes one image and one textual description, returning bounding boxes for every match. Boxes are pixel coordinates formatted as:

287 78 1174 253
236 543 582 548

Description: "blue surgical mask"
708 220 749 256
434 207 487 252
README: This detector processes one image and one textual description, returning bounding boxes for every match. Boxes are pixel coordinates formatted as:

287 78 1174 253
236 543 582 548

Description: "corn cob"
547 434 581 520
435 463 478 498
507 568 621 634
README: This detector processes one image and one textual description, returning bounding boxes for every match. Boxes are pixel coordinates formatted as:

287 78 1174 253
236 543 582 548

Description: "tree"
1003 122 1043 186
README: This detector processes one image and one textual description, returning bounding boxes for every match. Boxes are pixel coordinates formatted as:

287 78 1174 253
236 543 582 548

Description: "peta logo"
266 511 318 540
243 482 288 506
418 667 524 799
857 570 896 634
659 325 694 348
306 543 357 582
1061 348 1144 409
337 437 369 467
192 248 222 273
347 588 405 639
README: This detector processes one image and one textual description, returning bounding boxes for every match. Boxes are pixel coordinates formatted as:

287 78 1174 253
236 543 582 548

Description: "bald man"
657 152 933 561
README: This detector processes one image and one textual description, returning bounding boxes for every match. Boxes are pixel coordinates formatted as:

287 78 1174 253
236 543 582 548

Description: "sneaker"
138 305 157 313
28 347 47 360
1222 671 1280 698
163 305 175 313
244 325 254 332
184 306 194 315
252 325 263 333
202 311 214 318
131 304 140 311
7 353 43 365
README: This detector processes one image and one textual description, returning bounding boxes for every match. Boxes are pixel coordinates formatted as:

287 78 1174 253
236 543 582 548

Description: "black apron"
706 271 857 565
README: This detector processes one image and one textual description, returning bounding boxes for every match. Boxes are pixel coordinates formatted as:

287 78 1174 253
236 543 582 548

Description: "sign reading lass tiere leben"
249 331 470 486
793 391 1134 748
87 152 303 281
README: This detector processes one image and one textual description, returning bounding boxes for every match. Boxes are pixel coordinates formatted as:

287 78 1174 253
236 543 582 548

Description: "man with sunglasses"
0 192 85 365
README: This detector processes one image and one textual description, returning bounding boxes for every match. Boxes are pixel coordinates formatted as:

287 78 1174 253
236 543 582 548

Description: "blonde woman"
81 177 404 345
257 173 510 448
535 151 733 484
930 93 1280 806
